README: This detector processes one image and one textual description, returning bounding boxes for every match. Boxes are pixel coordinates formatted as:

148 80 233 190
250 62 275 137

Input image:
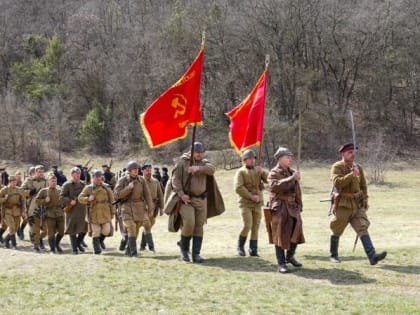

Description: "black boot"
80 233 88 248
276 246 289 273
145 233 155 252
55 234 64 253
119 235 128 251
180 235 191 262
92 237 101 254
249 240 259 257
192 236 204 263
40 239 45 250
18 221 27 240
48 237 56 254
99 234 106 250
0 228 5 243
330 235 341 263
4 234 11 249
139 232 147 251
33 245 41 253
237 236 246 256
70 235 78 255
360 234 387 265
76 233 85 252
128 237 138 257
286 243 302 267
10 234 17 250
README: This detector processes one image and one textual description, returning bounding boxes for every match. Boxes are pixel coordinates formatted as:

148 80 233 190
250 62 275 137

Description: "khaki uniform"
60 180 87 235
78 184 115 237
0 187 25 235
268 166 304 250
114 175 153 238
144 176 164 230
330 161 369 237
21 177 48 246
234 166 268 240
36 187 64 238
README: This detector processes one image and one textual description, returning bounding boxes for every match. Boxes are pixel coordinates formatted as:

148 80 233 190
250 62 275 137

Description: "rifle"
84 159 91 169
349 110 359 252
64 199 76 214
86 186 96 237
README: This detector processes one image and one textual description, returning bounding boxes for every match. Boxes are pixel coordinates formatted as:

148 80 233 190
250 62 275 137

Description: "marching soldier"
0 176 26 249
60 167 87 254
234 149 268 256
268 147 305 273
21 165 48 253
102 164 116 189
78 170 115 254
164 141 225 263
114 161 153 257
36 173 64 254
17 167 35 240
140 163 164 252
329 143 387 265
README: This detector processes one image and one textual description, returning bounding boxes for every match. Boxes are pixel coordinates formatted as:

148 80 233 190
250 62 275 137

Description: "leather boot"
237 236 246 256
99 234 106 249
128 237 138 257
119 235 128 251
360 234 387 265
48 237 56 254
33 245 41 253
145 233 155 252
330 235 341 263
80 232 88 248
55 234 64 253
286 243 302 267
192 236 204 263
76 233 85 252
18 221 27 240
92 237 101 254
10 234 17 250
275 246 289 273
4 234 11 249
0 227 5 243
249 240 259 257
180 235 191 262
139 232 146 251
39 239 45 250
70 235 78 255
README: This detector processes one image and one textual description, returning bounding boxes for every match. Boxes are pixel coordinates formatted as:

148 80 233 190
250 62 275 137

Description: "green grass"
1 162 420 314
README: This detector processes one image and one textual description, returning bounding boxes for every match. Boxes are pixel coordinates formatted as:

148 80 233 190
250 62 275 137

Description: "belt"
276 194 296 202
340 191 362 199
189 192 207 199
130 199 143 202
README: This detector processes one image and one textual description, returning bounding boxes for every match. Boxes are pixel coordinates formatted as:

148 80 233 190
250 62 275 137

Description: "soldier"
102 164 116 189
164 141 225 263
329 143 387 265
234 149 268 257
161 167 169 189
21 165 48 253
0 176 26 249
78 170 115 254
113 161 153 257
60 167 87 255
17 167 35 240
140 163 164 252
152 167 162 182
14 171 23 187
268 147 304 273
0 167 9 186
36 173 64 254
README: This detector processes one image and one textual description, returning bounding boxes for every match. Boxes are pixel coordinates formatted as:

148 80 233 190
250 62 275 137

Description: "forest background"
0 0 419 170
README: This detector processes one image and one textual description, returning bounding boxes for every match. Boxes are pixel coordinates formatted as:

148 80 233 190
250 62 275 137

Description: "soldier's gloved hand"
30 188 37 196
188 166 200 174
180 194 190 203
88 195 95 202
45 196 50 203
70 200 77 206
128 182 134 189
251 195 260 203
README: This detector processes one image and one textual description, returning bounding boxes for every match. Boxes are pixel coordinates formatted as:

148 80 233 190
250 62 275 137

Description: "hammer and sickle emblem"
171 94 187 119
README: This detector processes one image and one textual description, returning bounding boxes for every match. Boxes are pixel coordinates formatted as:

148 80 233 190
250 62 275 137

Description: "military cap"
162 167 168 172
15 170 22 176
29 166 36 175
338 143 355 153
92 169 103 177
127 161 140 171
102 164 109 168
71 167 81 174
274 147 293 160
9 175 17 182
47 172 57 180
52 165 58 169
154 167 160 171
193 141 205 152
242 149 256 160
142 163 152 171
35 165 44 171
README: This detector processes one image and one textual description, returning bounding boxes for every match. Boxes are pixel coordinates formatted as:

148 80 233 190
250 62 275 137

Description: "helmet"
274 147 293 160
92 169 103 177
193 141 205 152
127 161 140 171
242 149 256 160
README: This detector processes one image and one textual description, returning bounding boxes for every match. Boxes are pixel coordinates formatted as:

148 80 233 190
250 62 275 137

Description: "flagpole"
256 54 270 167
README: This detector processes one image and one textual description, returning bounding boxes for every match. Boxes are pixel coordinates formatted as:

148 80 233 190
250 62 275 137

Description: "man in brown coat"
78 170 115 254
329 143 386 265
268 147 304 273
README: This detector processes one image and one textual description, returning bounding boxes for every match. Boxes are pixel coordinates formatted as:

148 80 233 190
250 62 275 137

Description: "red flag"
140 49 203 148
226 69 268 153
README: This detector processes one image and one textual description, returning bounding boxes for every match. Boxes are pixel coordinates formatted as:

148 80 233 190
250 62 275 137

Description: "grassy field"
1 161 419 315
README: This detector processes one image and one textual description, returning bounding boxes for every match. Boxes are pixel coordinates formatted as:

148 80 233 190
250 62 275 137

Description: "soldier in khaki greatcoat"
0 176 27 249
234 149 268 257
329 143 387 265
36 173 64 254
114 161 153 257
140 163 164 252
21 165 48 253
60 167 87 254
78 170 115 254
